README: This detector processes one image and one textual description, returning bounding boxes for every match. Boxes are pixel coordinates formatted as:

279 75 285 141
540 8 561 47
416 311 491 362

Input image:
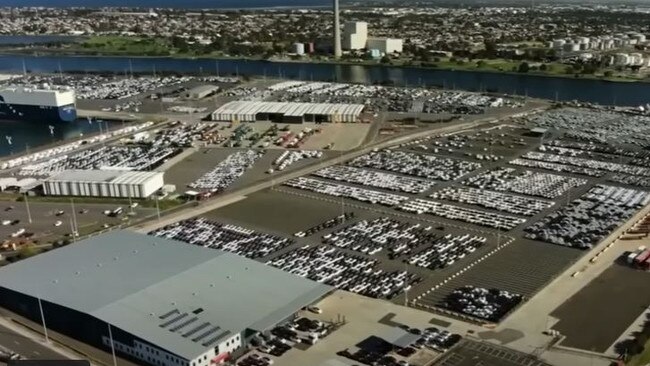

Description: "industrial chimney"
333 0 342 58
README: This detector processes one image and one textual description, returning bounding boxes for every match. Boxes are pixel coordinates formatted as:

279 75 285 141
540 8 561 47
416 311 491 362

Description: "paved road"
0 323 65 361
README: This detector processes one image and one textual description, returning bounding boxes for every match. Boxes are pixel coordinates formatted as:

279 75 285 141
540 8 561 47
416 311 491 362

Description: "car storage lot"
550 263 650 353
163 147 335 196
153 123 587 317
147 107 650 335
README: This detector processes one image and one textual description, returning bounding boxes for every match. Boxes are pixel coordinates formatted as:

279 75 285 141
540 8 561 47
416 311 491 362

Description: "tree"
517 62 530 73
604 70 614 78
380 55 391 64
539 63 547 71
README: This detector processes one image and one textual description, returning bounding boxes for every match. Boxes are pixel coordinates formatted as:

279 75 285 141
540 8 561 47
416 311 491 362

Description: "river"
1 54 648 107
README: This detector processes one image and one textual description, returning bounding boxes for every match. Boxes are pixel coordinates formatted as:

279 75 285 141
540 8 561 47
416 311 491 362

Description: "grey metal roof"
380 327 419 348
212 101 365 118
0 231 331 360
46 170 163 185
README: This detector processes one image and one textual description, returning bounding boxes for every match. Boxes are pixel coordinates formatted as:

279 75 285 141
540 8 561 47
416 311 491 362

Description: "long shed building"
211 101 365 123
0 231 332 366
43 169 164 198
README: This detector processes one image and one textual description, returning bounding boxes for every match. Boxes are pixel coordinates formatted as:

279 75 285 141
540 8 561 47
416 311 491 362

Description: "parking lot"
550 263 650 353
0 200 155 249
433 339 552 366
149 113 650 324
272 290 473 366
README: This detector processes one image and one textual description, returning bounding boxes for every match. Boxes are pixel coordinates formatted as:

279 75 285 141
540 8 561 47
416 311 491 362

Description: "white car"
54 220 63 227
307 306 322 314
1 220 11 226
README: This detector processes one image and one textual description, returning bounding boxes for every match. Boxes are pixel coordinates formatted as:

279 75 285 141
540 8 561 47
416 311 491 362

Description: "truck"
633 249 650 267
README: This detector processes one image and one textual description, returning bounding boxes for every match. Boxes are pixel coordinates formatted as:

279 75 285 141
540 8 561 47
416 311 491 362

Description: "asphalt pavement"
0 323 66 361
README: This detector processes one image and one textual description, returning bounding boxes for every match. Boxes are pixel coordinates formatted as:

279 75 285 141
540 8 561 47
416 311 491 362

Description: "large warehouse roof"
213 101 365 118
45 170 163 185
0 231 331 360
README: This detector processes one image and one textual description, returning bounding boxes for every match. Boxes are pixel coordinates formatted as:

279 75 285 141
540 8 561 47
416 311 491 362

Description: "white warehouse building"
0 231 332 366
343 21 368 50
43 169 164 198
211 101 365 123
367 37 404 54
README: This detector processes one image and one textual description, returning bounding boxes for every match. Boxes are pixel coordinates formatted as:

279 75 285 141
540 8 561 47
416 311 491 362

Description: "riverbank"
5 46 646 84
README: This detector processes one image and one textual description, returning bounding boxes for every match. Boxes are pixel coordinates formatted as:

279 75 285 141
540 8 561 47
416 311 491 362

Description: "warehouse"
0 231 332 366
43 169 164 198
211 101 365 123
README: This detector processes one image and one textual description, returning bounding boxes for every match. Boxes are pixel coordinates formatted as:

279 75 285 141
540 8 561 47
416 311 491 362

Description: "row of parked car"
407 234 486 270
440 286 522 322
189 150 264 191
266 246 420 299
527 108 650 145
349 150 482 182
294 212 355 238
149 217 294 259
525 185 650 249
462 167 587 199
521 151 650 178
509 158 605 178
322 218 438 258
313 165 435 194
284 177 410 206
20 145 180 177
400 199 526 230
430 187 554 217
271 150 322 173
609 173 650 188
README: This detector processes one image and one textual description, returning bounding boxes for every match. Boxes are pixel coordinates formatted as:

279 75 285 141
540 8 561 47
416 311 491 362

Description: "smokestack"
333 0 342 58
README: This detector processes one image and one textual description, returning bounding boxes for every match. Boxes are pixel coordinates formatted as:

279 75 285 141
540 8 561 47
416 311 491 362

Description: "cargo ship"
0 86 77 123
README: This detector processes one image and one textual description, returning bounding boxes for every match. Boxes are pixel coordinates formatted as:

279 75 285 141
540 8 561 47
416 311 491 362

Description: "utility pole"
404 262 409 307
155 196 161 221
70 198 78 234
69 217 76 242
38 298 49 343
24 192 32 224
108 324 117 366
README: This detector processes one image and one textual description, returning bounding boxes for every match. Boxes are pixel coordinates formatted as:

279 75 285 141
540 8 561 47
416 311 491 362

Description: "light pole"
69 217 76 243
37 298 49 343
155 196 161 221
24 192 32 224
5 135 12 155
70 198 78 234
108 323 117 366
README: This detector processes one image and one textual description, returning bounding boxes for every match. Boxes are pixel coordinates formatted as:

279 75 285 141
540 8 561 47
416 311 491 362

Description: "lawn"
628 341 650 366
79 35 174 56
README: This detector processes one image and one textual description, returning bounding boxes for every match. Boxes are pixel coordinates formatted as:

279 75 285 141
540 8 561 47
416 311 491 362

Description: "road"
0 323 66 361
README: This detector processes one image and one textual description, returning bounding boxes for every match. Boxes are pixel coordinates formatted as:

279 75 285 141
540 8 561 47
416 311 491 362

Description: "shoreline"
0 49 645 84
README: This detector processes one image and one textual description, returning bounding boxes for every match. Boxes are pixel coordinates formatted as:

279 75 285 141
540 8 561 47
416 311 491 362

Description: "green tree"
517 62 530 73
380 55 391 64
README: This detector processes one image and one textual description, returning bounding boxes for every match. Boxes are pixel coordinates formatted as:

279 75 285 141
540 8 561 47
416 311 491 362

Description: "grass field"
79 36 174 56
628 343 650 366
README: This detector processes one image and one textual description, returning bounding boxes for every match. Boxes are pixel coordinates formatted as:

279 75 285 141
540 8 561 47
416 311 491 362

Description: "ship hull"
0 102 77 123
